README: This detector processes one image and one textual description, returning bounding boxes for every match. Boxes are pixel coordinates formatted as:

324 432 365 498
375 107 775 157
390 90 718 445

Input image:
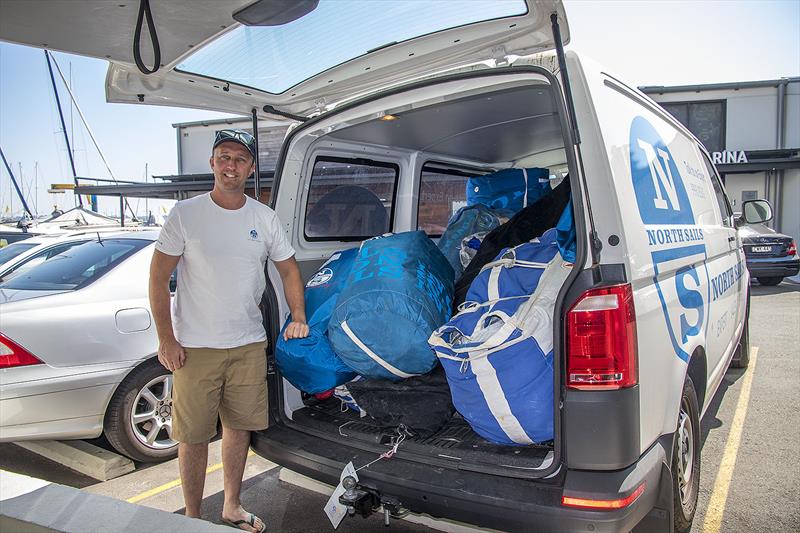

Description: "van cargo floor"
291 398 554 473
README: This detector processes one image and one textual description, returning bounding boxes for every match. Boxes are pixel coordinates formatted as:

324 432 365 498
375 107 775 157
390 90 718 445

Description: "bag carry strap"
341 321 418 379
431 257 571 361
522 168 529 208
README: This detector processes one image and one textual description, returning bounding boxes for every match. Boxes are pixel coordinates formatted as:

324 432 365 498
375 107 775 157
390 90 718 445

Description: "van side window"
417 165 478 237
304 157 398 241
702 153 733 227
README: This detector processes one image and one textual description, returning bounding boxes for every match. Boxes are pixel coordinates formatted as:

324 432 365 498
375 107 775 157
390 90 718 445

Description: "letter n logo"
629 117 694 225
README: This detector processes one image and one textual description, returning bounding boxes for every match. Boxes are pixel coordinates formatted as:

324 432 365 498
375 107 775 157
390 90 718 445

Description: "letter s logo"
676 265 704 343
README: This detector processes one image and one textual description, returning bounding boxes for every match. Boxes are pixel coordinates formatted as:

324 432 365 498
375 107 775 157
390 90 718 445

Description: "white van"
1 1 766 531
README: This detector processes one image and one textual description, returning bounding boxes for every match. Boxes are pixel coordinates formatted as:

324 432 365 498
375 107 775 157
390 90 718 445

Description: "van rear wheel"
757 276 782 286
672 376 700 533
731 290 750 368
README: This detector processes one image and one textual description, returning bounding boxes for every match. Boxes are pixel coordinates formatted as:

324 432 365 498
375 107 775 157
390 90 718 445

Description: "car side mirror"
739 199 773 225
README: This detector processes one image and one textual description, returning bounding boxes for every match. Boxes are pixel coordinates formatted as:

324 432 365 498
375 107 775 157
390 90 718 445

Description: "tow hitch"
339 476 407 526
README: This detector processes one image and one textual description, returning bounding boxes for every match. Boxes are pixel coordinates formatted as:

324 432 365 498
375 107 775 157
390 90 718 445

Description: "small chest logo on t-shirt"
249 229 259 240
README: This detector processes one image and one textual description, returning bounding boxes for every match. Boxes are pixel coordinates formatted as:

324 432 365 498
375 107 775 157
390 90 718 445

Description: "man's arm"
273 255 309 340
149 249 185 371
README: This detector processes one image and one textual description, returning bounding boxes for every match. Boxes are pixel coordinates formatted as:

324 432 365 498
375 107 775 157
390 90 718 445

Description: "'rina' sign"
711 150 748 164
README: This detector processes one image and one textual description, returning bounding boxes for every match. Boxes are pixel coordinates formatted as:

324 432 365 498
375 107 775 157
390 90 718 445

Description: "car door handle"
728 236 736 242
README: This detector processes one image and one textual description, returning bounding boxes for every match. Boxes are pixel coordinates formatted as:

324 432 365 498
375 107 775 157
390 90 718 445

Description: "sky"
1 0 798 218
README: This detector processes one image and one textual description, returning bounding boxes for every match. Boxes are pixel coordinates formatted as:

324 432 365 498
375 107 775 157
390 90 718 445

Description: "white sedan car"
0 229 144 283
0 230 177 461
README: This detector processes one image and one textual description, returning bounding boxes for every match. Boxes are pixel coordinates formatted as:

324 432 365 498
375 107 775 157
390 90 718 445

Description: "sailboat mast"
0 146 33 219
34 162 39 216
44 50 82 208
49 52 136 220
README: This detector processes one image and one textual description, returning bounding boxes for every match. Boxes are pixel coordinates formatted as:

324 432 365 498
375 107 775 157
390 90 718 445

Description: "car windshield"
0 241 37 266
176 0 527 94
0 238 151 291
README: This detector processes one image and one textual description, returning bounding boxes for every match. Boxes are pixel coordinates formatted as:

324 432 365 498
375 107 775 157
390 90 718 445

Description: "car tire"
730 290 750 369
104 359 178 462
756 276 782 286
672 375 700 533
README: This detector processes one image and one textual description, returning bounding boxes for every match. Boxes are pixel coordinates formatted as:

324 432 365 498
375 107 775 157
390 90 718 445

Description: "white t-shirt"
155 193 295 349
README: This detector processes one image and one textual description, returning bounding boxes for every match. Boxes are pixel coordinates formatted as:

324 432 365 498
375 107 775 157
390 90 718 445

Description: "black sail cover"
453 178 571 311
346 365 454 438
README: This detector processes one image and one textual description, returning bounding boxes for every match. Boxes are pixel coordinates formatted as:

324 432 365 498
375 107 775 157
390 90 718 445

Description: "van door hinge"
591 231 603 255
491 45 510 67
262 105 308 122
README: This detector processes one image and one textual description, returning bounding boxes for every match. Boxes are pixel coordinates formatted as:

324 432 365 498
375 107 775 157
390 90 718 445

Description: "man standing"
149 129 308 532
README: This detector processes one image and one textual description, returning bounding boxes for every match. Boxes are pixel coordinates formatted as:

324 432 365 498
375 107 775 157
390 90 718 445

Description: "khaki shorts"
172 341 267 443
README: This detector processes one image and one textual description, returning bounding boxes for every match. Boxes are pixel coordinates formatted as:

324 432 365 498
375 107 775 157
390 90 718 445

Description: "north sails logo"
630 117 710 362
307 268 334 287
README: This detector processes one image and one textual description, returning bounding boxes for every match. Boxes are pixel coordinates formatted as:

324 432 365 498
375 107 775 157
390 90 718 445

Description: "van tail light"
0 334 43 369
567 284 638 390
562 482 646 510
788 240 797 256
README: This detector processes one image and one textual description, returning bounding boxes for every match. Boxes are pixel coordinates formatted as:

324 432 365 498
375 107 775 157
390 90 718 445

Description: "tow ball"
339 476 407 526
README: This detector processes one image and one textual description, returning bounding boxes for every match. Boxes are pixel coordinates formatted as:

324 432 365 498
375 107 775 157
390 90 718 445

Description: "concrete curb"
0 482 231 533
14 441 134 481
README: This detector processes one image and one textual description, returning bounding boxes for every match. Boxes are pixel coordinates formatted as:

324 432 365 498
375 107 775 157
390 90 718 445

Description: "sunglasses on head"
215 129 255 144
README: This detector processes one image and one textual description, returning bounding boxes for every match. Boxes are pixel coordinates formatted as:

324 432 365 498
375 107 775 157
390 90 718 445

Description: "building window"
304 157 398 241
701 153 733 227
660 100 726 153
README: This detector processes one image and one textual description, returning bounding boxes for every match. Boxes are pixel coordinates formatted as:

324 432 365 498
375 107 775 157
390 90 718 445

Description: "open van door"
0 0 568 119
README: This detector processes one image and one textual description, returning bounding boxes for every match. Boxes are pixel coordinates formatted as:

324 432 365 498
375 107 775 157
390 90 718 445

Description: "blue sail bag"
429 230 571 445
329 231 454 381
466 167 551 213
436 204 509 278
275 248 358 393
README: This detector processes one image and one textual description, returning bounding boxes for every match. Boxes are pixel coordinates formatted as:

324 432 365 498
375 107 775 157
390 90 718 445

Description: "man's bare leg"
221 427 264 532
179 442 209 518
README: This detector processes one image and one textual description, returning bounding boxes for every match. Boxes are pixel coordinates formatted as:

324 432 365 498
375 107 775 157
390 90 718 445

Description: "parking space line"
126 450 255 504
703 346 759 533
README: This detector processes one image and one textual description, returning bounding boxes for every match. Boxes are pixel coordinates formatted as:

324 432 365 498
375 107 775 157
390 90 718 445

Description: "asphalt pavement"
1 280 798 532
689 281 800 532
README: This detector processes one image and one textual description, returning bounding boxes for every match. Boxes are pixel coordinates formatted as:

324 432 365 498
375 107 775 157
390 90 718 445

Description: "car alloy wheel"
676 399 695 510
105 359 179 462
130 374 177 450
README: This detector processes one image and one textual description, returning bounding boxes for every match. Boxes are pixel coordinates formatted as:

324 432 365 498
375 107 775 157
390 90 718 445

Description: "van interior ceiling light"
133 0 162 75
380 114 399 121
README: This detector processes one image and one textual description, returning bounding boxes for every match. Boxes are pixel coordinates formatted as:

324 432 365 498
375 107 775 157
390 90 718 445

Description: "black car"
738 223 799 286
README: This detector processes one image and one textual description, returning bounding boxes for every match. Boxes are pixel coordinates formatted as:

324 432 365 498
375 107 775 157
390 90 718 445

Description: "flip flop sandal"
222 512 266 533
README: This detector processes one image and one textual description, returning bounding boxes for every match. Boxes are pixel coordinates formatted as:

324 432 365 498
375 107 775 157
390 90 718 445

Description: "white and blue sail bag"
428 229 571 445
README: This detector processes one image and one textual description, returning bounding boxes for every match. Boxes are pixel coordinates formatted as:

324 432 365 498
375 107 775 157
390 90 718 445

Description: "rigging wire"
48 52 137 220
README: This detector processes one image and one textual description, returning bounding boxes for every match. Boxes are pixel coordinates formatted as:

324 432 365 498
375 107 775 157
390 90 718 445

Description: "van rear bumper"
251 425 672 532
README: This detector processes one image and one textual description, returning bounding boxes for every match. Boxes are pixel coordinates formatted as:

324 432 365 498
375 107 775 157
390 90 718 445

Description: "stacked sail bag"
436 204 509 279
428 228 571 445
466 167 551 214
275 248 358 394
329 231 454 381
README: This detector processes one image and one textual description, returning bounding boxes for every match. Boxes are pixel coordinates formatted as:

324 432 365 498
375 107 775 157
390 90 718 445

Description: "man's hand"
284 320 309 341
158 338 186 372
